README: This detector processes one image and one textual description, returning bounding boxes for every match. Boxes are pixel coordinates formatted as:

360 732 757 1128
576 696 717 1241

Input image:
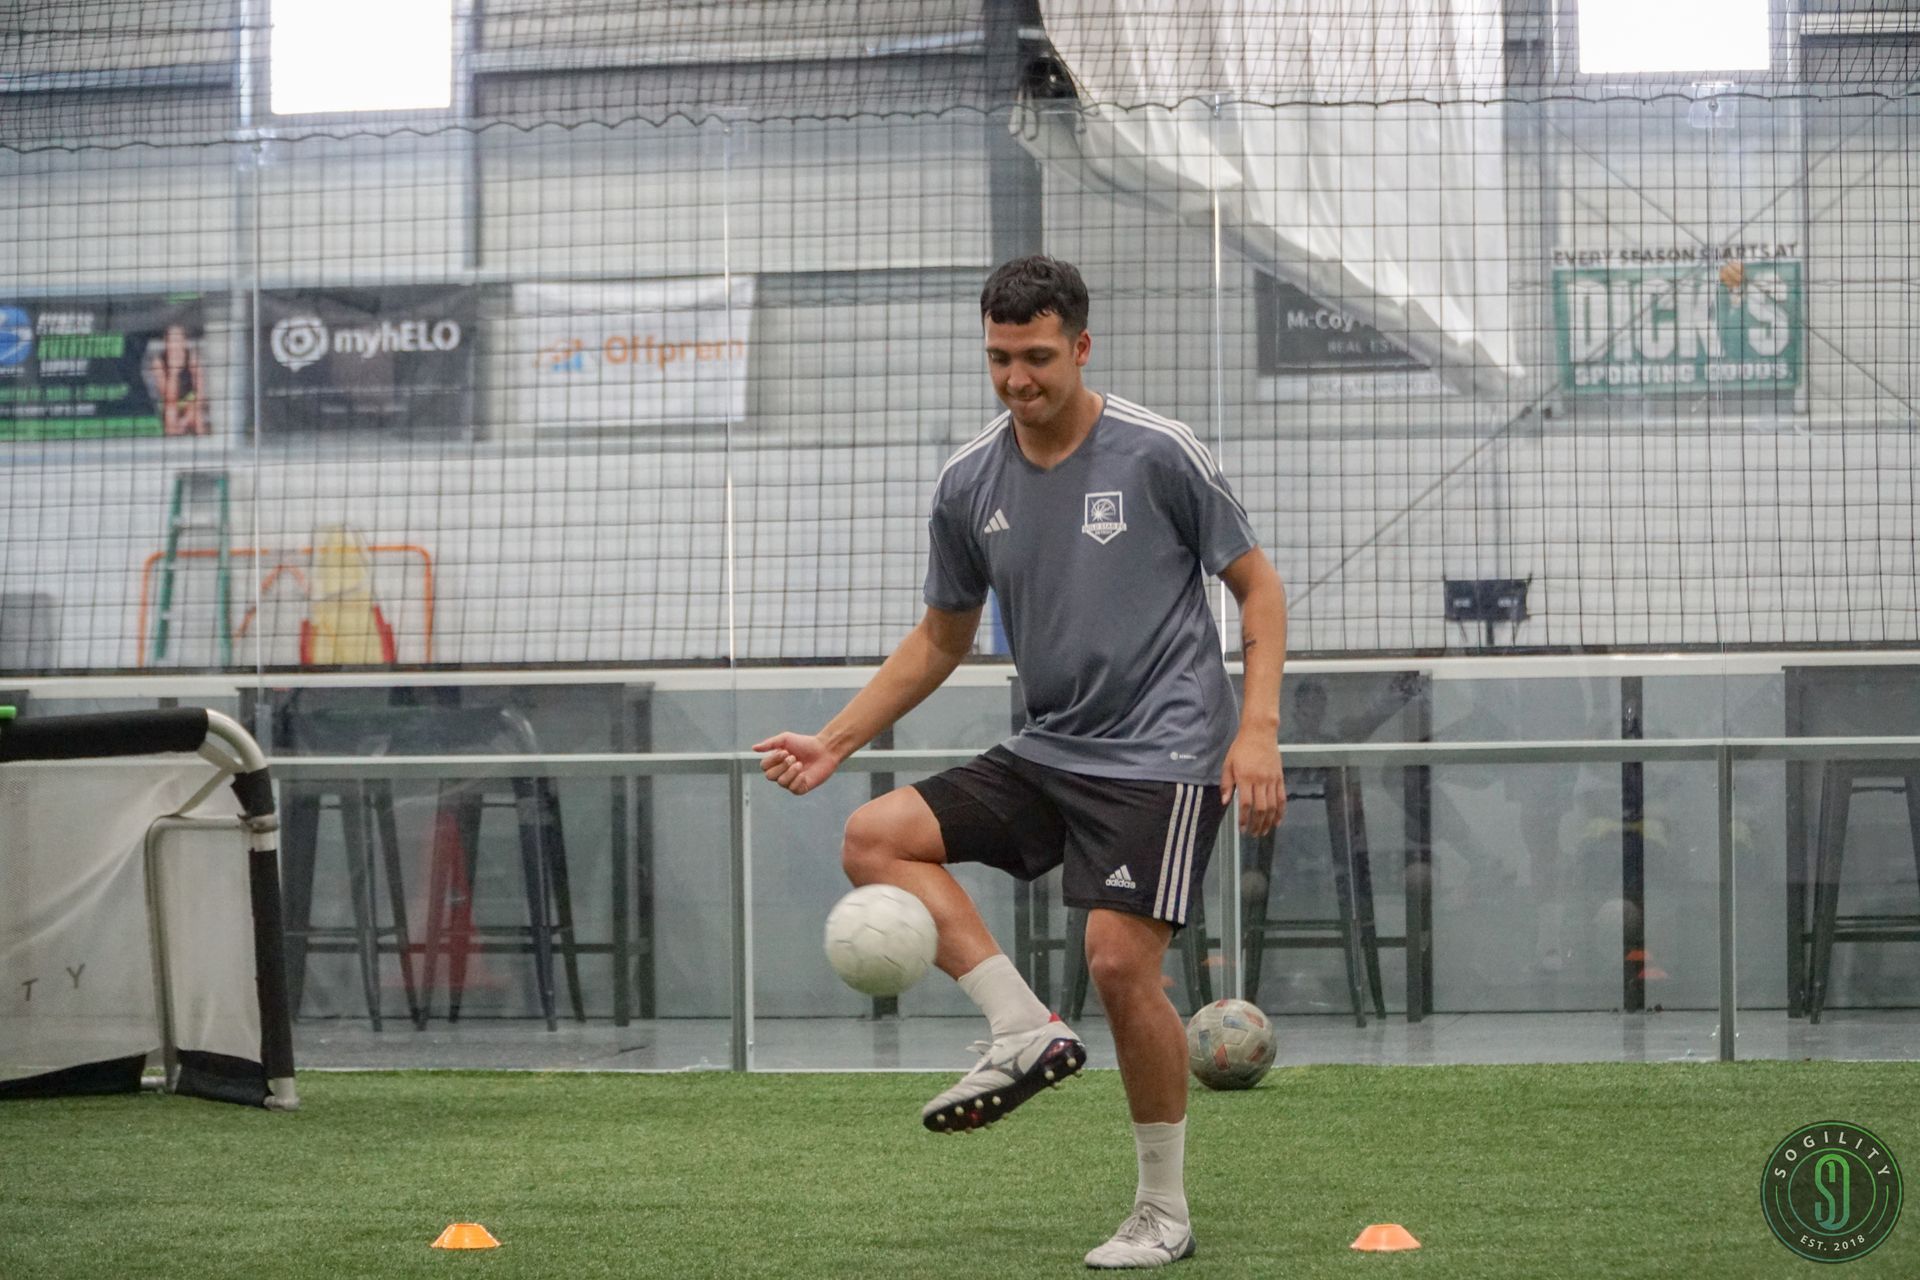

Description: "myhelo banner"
259 285 476 438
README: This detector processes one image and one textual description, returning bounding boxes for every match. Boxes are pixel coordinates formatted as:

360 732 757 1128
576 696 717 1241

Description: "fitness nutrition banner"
508 277 755 432
0 295 211 441
258 286 477 438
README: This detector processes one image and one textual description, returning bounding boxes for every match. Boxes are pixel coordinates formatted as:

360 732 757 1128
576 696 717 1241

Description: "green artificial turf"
1 1062 1915 1278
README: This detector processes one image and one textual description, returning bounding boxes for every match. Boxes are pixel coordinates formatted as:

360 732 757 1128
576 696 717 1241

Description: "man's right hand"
751 732 840 796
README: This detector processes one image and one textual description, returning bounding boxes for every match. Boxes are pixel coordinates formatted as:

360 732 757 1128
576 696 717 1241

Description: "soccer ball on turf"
1186 998 1276 1090
823 884 939 996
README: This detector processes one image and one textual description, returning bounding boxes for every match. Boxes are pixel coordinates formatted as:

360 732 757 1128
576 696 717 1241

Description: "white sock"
1133 1119 1189 1224
956 954 1052 1040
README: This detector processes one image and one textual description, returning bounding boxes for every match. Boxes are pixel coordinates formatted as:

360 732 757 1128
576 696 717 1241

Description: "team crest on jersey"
1082 491 1127 544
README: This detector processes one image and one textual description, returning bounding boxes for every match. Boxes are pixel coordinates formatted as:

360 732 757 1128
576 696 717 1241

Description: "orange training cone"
432 1223 501 1250
1351 1223 1421 1252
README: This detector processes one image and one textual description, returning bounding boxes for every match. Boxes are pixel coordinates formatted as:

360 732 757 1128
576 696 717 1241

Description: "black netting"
1 2 1916 667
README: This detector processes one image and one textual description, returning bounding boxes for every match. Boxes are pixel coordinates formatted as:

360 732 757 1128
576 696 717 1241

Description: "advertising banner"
510 277 755 430
1254 272 1448 401
259 286 476 437
0 295 210 440
1553 259 1802 396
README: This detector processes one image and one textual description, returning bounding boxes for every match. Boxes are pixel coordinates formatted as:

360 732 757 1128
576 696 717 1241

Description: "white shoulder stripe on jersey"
1105 395 1221 478
936 412 1011 484
1103 400 1249 520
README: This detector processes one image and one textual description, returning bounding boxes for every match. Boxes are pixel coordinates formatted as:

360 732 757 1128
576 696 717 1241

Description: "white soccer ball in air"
823 884 939 996
1186 998 1277 1090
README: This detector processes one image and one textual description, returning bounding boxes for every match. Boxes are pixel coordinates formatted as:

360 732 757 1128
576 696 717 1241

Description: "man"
754 255 1286 1269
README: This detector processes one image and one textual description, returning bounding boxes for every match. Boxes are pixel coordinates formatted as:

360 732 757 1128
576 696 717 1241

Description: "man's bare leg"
841 787 998 978
842 786 1085 1131
1084 908 1195 1269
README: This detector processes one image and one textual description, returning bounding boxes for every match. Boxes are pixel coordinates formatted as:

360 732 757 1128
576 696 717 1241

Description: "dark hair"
980 255 1090 335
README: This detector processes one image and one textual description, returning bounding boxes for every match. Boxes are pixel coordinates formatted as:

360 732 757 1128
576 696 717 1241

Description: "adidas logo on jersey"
982 509 1011 535
1103 864 1138 890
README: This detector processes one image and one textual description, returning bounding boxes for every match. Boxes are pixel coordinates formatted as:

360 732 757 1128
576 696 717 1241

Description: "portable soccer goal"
0 706 297 1110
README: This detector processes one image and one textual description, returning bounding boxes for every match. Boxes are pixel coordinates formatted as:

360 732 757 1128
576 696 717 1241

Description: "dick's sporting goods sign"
1553 261 1802 396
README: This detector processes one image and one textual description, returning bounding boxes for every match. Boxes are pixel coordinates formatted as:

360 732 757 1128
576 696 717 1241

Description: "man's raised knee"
841 787 946 883
841 799 901 883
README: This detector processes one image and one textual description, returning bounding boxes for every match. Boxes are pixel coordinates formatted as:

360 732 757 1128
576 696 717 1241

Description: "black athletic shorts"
912 746 1225 928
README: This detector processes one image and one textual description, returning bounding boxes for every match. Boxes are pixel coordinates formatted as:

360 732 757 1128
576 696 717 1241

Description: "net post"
729 756 751 1072
249 836 299 1110
143 823 183 1095
219 710 297 1109
1717 743 1737 1063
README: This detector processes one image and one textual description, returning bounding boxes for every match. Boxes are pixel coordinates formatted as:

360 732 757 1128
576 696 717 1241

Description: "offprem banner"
0 295 210 440
1553 260 1802 396
259 286 476 437
510 278 755 430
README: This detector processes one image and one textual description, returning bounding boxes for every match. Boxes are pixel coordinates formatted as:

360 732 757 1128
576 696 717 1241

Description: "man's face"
984 311 1090 431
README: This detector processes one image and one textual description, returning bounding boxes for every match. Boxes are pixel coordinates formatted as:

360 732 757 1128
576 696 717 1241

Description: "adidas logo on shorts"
1103 864 1138 890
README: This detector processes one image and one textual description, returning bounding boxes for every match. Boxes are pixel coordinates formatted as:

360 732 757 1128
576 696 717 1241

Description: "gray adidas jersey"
925 394 1259 783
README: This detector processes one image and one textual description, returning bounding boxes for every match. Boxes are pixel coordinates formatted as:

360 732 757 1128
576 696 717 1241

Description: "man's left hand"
1220 733 1285 836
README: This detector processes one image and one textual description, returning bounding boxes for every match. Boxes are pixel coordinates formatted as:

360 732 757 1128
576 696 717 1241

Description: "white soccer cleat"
920 1015 1086 1133
1083 1204 1197 1269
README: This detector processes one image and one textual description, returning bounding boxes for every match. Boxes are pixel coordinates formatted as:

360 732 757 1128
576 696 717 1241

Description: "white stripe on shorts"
1153 783 1203 924
1173 784 1202 923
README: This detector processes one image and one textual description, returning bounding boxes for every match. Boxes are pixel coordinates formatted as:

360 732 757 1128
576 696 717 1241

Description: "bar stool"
419 706 585 1032
1241 766 1386 1027
273 698 583 1031
275 709 423 1030
1803 761 1920 1023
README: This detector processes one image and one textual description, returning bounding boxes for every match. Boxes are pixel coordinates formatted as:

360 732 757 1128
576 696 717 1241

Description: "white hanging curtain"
1030 0 1520 397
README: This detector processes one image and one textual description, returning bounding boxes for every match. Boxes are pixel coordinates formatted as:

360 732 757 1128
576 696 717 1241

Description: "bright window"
271 0 453 115
1578 0 1771 75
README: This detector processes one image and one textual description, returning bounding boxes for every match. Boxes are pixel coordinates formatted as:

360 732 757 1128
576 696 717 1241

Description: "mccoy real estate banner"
1253 272 1449 401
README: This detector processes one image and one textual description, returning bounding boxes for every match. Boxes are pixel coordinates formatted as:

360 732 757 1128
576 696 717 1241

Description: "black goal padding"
174 1049 273 1108
0 710 210 762
0 1054 147 1100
